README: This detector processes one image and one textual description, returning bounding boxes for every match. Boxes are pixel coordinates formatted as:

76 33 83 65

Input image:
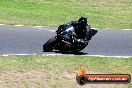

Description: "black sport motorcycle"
43 22 97 53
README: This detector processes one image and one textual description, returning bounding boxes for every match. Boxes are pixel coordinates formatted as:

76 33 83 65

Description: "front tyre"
43 37 56 52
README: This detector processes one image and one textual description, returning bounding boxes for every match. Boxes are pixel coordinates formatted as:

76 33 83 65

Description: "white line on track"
2 54 31 56
14 25 24 27
91 28 100 30
37 27 47 30
35 27 132 32
0 24 5 26
122 29 132 30
86 55 132 58
34 26 43 28
39 54 132 58
37 27 56 32
1 24 132 31
37 27 45 29
1 54 132 58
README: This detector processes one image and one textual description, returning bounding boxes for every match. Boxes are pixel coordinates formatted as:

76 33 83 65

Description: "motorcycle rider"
57 16 97 46
43 16 98 52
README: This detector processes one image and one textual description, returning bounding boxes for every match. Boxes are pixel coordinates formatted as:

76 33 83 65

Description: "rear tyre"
43 37 56 52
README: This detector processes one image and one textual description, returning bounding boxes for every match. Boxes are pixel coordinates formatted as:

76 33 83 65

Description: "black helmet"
78 17 87 26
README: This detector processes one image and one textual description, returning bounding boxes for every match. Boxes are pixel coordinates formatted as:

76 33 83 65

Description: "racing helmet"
78 16 87 27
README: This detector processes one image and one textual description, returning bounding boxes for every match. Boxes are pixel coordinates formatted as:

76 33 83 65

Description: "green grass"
0 55 131 88
0 55 132 73
0 0 132 28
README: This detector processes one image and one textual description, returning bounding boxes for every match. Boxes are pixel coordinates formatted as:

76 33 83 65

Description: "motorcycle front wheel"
43 37 56 52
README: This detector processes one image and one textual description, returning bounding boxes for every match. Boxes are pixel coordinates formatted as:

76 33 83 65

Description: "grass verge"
0 55 131 88
0 0 132 28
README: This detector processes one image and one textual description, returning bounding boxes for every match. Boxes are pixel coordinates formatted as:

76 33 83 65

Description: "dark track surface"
0 25 132 56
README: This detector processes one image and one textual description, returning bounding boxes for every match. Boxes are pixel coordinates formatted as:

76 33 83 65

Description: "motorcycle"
43 22 97 53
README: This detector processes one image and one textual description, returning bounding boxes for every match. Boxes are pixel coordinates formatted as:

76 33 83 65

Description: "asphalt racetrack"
0 24 132 56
